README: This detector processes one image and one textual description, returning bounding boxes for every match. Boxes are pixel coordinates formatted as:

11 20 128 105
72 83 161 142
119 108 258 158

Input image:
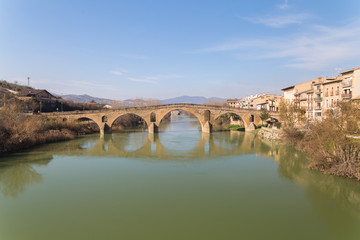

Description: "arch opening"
111 113 148 133
158 109 202 154
266 117 280 129
213 112 245 131
76 117 100 133
158 109 202 132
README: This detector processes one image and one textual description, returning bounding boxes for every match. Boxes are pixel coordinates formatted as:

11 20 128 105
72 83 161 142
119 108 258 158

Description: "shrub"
0 102 96 153
280 101 360 180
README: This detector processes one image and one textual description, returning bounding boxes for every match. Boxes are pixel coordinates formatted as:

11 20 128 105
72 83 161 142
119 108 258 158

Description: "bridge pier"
245 122 257 132
148 123 158 134
100 123 112 137
202 121 212 133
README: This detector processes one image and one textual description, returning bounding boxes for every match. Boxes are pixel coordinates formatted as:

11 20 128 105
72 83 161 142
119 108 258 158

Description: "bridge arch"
109 113 149 133
156 108 208 132
213 111 250 129
76 117 101 132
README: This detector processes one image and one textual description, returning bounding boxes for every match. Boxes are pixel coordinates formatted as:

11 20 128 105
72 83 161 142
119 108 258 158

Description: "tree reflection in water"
0 154 51 199
258 142 360 238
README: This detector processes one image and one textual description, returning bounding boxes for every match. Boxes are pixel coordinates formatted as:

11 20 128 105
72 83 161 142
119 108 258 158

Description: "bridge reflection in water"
52 131 263 160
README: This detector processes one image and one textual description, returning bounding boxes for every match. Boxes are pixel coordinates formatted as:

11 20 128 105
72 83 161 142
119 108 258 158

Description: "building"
281 66 360 120
19 89 58 103
251 94 282 112
340 66 360 101
227 99 240 108
227 94 282 112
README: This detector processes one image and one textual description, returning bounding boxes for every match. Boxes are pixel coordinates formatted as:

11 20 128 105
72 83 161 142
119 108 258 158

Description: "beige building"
282 66 360 120
251 94 282 112
227 94 282 112
340 66 360 101
227 99 240 108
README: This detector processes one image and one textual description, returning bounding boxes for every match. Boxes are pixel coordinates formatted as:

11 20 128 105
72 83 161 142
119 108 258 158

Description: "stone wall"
257 127 282 141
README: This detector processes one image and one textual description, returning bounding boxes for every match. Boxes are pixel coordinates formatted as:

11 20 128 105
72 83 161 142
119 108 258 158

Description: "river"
0 114 359 240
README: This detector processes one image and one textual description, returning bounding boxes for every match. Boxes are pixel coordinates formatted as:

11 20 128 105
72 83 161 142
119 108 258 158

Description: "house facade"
282 66 360 120
227 94 282 112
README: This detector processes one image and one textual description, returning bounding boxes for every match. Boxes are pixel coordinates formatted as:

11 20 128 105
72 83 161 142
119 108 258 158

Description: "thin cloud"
155 74 185 79
243 13 313 28
110 70 123 76
197 20 360 70
278 0 291 10
127 77 157 84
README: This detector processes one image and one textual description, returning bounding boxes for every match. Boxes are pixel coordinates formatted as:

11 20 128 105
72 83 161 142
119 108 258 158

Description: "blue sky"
1 0 360 100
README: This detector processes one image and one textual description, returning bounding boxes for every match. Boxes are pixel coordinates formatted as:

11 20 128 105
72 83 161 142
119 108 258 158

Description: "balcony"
314 97 322 102
315 105 322 110
342 93 352 99
294 99 300 103
342 80 352 87
315 89 322 94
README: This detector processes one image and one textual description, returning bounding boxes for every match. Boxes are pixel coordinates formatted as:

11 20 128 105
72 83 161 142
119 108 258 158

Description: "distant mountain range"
61 94 226 105
61 94 115 104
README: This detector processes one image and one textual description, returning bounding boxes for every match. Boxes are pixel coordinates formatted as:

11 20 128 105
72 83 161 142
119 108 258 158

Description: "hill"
61 94 226 105
61 94 114 104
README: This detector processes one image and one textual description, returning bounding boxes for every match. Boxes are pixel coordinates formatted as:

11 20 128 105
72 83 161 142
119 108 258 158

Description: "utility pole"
27 77 30 86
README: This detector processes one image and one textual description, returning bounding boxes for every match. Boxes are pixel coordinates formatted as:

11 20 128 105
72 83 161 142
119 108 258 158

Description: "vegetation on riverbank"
0 102 98 153
212 113 245 131
280 101 360 180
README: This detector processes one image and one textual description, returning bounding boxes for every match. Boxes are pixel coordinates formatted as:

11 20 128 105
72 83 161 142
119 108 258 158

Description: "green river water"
0 115 359 240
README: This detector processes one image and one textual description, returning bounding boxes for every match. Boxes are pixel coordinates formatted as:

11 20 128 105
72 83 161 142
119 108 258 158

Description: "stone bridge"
42 104 280 135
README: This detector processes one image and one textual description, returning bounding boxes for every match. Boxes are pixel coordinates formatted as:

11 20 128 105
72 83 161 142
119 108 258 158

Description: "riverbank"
279 101 360 181
257 127 282 141
0 104 98 154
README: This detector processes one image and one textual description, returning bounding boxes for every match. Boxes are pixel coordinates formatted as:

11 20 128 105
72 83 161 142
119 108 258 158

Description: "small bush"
280 101 360 180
